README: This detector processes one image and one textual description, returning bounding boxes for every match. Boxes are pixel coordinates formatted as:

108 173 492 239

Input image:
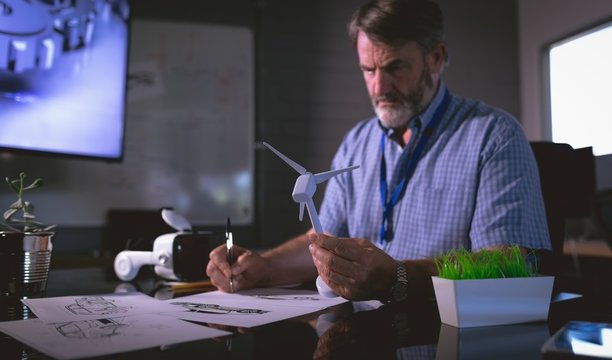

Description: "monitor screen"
0 0 130 161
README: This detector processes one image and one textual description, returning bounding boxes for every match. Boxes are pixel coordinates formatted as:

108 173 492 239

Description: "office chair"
529 142 596 276
592 189 612 248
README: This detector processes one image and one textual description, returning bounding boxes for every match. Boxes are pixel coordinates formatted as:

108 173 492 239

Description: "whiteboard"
0 20 254 226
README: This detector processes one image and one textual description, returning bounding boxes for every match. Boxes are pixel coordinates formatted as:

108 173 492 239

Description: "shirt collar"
419 81 447 130
377 81 448 137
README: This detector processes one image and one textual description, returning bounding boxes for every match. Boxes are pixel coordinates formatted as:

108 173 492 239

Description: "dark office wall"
257 0 371 246
3 0 520 255
131 0 257 26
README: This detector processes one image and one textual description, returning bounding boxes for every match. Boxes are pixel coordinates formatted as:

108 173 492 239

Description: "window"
547 19 612 156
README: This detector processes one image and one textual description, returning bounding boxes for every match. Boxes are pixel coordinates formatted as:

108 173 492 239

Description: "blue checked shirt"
319 82 551 260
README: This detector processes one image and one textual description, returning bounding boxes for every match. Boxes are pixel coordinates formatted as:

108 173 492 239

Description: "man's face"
357 31 439 129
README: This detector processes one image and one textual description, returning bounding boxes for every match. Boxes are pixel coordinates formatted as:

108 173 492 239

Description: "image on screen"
0 0 130 160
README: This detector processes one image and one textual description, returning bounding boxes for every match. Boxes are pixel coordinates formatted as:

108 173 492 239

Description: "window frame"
541 16 612 155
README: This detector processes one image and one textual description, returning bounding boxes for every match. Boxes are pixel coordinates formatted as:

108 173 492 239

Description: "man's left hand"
308 234 396 301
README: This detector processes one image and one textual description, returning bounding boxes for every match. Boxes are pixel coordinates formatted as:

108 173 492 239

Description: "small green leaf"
8 200 21 209
6 178 20 194
23 178 44 190
3 208 18 221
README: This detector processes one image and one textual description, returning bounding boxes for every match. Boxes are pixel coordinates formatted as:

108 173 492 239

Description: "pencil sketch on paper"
170 302 270 315
55 318 130 339
65 296 132 316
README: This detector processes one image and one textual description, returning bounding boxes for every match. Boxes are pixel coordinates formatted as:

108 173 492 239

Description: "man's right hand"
206 244 270 292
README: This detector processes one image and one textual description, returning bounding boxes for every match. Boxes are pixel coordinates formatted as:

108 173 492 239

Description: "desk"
2 266 612 359
564 239 612 258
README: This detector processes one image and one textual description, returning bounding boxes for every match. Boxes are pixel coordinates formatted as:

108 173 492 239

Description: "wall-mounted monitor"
0 0 130 161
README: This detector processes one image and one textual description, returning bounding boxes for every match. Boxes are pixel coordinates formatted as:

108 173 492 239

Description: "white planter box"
432 276 555 328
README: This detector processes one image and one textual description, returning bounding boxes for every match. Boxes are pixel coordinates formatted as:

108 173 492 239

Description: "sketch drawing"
65 296 132 316
56 318 129 339
170 302 269 315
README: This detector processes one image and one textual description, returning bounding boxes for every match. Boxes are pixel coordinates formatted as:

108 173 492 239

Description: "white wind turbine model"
262 142 359 298
262 142 359 234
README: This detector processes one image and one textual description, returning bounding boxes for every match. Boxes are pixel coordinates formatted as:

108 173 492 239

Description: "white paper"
22 292 183 324
163 288 348 328
231 287 349 309
0 313 230 360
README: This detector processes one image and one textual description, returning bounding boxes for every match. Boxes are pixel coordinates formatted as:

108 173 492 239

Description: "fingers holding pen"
207 244 268 293
207 244 248 292
206 245 229 291
208 243 231 277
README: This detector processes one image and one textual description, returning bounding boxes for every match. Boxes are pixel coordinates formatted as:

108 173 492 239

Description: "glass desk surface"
1 266 612 360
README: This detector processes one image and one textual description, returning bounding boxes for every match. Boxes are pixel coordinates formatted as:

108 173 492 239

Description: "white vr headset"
113 209 210 282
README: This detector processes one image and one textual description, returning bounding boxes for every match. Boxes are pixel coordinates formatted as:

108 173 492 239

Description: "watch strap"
390 261 408 303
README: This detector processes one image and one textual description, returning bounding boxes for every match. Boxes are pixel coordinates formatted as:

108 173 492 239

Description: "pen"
226 217 234 292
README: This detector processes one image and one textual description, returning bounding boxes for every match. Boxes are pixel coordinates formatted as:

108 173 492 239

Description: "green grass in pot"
435 245 538 280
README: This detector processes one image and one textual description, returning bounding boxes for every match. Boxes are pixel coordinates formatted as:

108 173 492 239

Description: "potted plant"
432 245 554 328
1 172 56 298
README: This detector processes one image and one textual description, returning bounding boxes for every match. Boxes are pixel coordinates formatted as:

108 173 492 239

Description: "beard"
373 66 434 129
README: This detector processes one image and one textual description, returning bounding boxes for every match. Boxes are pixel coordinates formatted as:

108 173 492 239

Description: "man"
207 0 551 302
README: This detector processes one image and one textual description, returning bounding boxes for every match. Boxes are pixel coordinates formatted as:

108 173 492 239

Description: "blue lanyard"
378 89 450 243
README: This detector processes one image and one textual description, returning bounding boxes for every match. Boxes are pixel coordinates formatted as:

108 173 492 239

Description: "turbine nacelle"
262 142 359 234
292 173 316 202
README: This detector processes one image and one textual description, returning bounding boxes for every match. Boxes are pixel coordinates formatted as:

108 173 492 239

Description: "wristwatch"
390 261 408 303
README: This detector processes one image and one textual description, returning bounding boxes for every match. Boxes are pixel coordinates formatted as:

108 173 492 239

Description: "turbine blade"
314 165 360 184
305 198 323 234
299 202 305 221
262 142 307 175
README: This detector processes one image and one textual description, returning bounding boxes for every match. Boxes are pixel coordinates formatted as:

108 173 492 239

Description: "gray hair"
348 0 446 58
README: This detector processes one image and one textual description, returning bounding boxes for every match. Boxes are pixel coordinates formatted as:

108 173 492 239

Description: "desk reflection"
2 267 593 360
314 299 440 359
436 322 550 360
313 299 552 360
